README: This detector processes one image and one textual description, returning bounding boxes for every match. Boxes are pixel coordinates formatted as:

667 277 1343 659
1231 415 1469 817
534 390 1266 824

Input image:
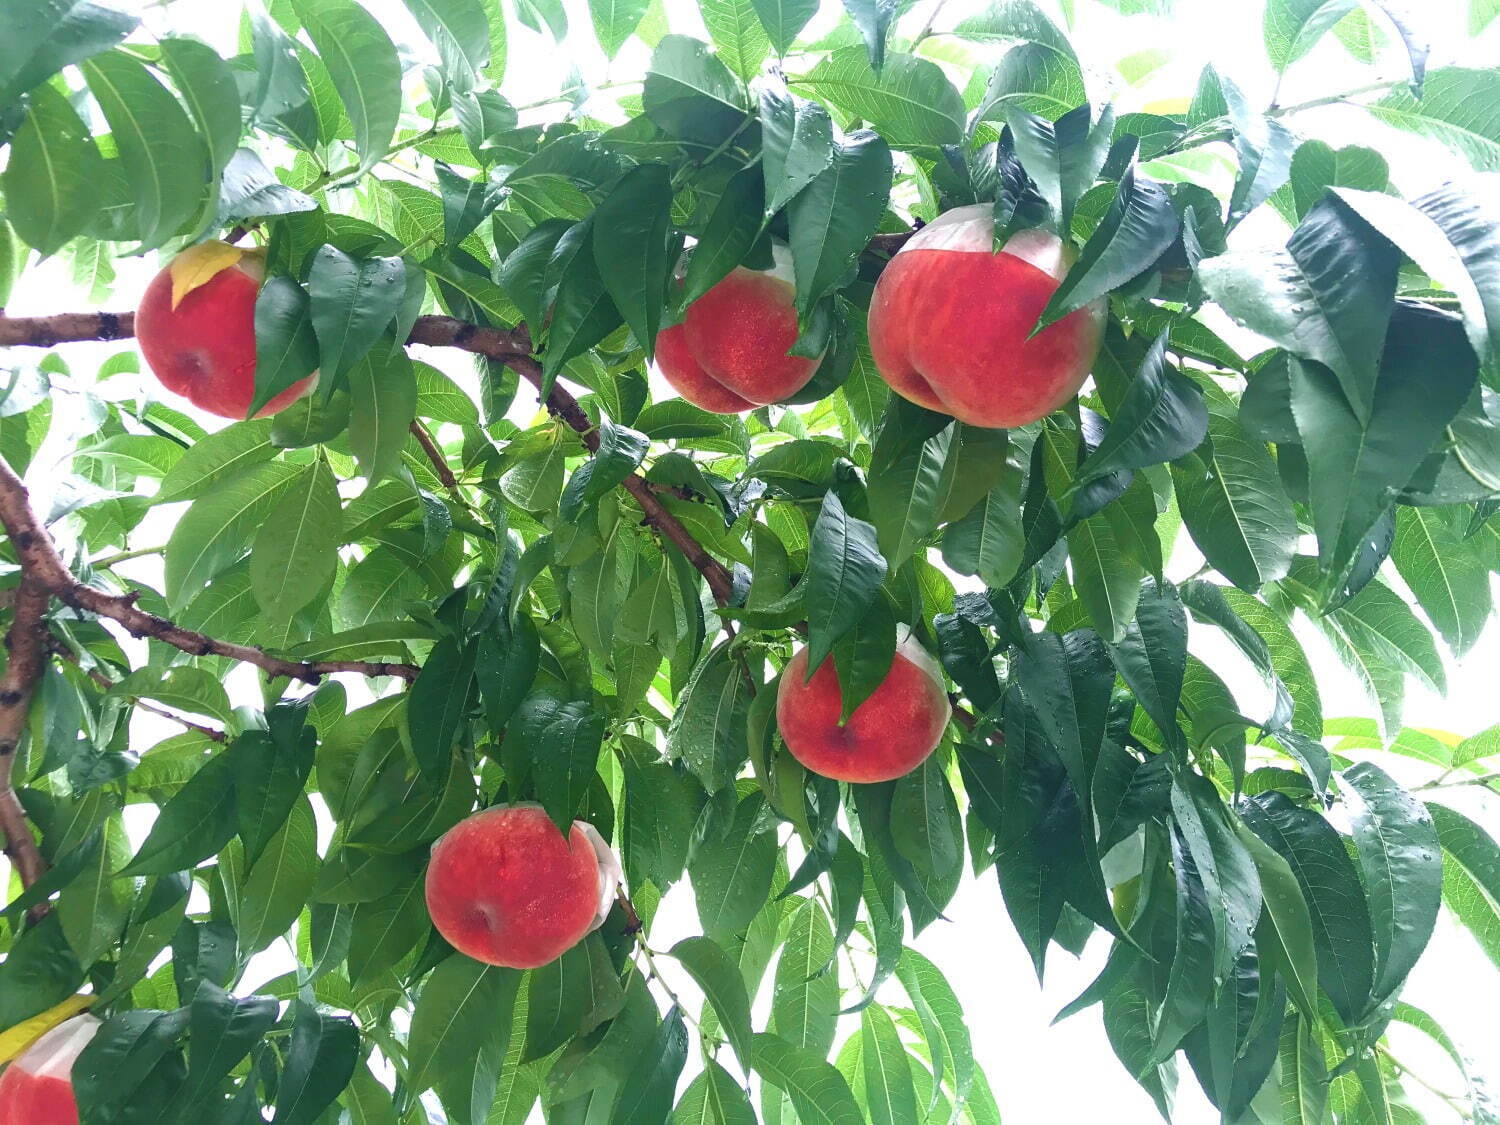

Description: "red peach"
867 204 1106 428
655 246 822 414
0 1014 100 1125
424 804 620 969
776 629 951 783
135 242 315 420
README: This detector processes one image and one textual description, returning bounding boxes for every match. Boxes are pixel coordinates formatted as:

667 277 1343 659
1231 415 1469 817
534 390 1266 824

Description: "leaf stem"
92 544 167 568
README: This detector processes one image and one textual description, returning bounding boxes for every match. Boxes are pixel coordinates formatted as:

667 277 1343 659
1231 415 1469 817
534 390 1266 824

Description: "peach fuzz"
0 1014 100 1125
135 242 315 420
867 204 1106 428
424 803 621 969
655 244 822 413
776 628 951 784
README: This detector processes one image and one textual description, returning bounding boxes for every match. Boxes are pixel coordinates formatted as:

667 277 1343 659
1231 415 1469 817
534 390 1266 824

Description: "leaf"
72 1007 188 1125
592 163 674 358
1106 579 1187 750
1391 505 1492 656
347 339 418 484
668 937 753 1072
668 644 752 795
760 83 834 216
1289 308 1477 593
542 219 623 386
231 711 315 868
795 48 965 151
612 1006 689 1124
406 636 477 788
293 0 402 175
81 51 205 250
642 35 747 145
690 794 778 939
787 130 893 316
1171 773 1262 983
1333 181 1500 387
1341 761 1440 1005
235 796 318 952
251 276 321 418
1279 139 1389 223
803 491 888 674
513 694 604 831
673 1058 757 1124
682 164 765 306
1067 511 1143 643
1278 1013 1329 1125
868 422 955 569
890 757 964 912
749 0 818 54
699 0 770 82
0 1 136 108
752 1033 865 1125
1035 166 1178 330
860 1005 918 1125
273 1001 359 1125
525 935 623 1061
121 750 238 876
1237 824 1321 1022
402 0 492 88
1075 333 1207 486
1173 395 1297 591
1428 802 1500 971
155 420 278 505
159 37 241 193
840 0 900 70
308 246 406 382
248 455 340 622
940 467 1024 587
407 955 520 1093
1370 67 1500 172
589 0 650 57
1241 791 1375 1023
1263 0 1358 71
2 82 102 255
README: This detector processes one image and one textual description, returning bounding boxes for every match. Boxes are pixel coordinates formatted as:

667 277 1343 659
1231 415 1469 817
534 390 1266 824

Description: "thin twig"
409 419 460 493
44 632 227 742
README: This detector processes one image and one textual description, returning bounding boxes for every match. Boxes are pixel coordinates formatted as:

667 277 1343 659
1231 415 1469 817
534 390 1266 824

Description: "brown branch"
44 633 227 742
1 577 52 890
409 419 460 493
0 457 418 683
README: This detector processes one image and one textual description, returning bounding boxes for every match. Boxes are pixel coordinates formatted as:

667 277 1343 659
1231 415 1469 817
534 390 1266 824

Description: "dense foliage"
1 0 1498 1122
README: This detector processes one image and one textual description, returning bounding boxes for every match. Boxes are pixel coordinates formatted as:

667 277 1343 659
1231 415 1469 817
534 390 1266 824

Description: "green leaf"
251 276 321 418
273 1000 359 1125
406 636 477 787
308 246 406 382
0 1 137 108
402 0 492 88
55 818 129 967
682 164 764 306
589 0 649 56
155 420 278 505
513 694 604 831
1170 773 1262 983
1236 823 1320 1022
1067 510 1144 643
1263 0 1358 72
868 422 954 569
236 794 318 953
1173 396 1297 591
940 466 1024 587
769 897 837 1054
1341 761 1440 1005
760 83 835 216
293 0 402 175
1333 181 1500 388
668 644 752 796
73 1007 188 1125
1241 791 1375 1023
1277 1013 1329 1125
748 0 818 54
753 1033 865 1125
542 219 623 387
1391 505 1492 656
795 48 965 151
159 37 241 194
690 794 778 939
525 934 624 1060
804 491 888 673
1427 802 1500 970
408 955 521 1093
1075 334 1207 485
668 937 754 1071
829 594 897 722
1370 67 1500 172
1289 309 1477 594
672 1058 756 1124
121 749 237 875
1036 166 1178 330
699 0 770 82
2 82 103 255
612 1006 689 1124
81 51 206 250
248 455 341 621
860 1005 918 1125
1106 579 1187 749
174 984 278 1113
642 35 748 145
592 163 673 358
890 757 964 911
347 338 418 483
787 130 893 316
110 665 235 727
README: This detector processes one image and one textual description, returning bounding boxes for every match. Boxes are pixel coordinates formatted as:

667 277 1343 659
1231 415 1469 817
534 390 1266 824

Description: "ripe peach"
135 242 315 420
424 804 621 969
776 628 951 783
867 204 1106 428
655 246 822 414
0 1014 100 1125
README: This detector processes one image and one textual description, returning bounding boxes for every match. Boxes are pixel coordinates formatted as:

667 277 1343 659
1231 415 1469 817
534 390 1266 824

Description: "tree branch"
0 456 418 683
409 419 460 493
0 576 52 889
44 632 227 742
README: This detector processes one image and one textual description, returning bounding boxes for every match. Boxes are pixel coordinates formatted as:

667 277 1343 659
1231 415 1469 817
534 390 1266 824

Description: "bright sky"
7 0 1499 1121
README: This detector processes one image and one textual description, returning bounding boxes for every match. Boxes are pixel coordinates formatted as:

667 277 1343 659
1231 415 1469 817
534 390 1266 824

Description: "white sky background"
4 0 1500 1121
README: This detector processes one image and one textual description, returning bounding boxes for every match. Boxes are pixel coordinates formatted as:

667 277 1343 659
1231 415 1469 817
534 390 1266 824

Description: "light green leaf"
293 0 402 175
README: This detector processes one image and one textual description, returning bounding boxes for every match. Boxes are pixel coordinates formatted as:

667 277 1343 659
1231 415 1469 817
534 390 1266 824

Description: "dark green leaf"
804 490 888 674
787 131 894 316
592 164 674 359
293 0 402 175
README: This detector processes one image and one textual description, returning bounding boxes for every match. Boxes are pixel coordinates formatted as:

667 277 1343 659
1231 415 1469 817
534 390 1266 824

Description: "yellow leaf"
169 240 243 310
0 994 94 1064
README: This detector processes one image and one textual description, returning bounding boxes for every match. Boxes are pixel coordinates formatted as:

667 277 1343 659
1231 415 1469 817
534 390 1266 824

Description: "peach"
0 1014 100 1125
776 628 951 783
135 241 315 420
655 245 822 414
867 204 1106 428
424 804 621 969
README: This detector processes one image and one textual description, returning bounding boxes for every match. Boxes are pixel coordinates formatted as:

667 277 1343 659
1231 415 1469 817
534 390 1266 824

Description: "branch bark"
0 577 51 889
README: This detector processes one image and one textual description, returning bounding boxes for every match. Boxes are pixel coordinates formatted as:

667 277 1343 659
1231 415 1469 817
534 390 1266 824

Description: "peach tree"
1 0 1498 1122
